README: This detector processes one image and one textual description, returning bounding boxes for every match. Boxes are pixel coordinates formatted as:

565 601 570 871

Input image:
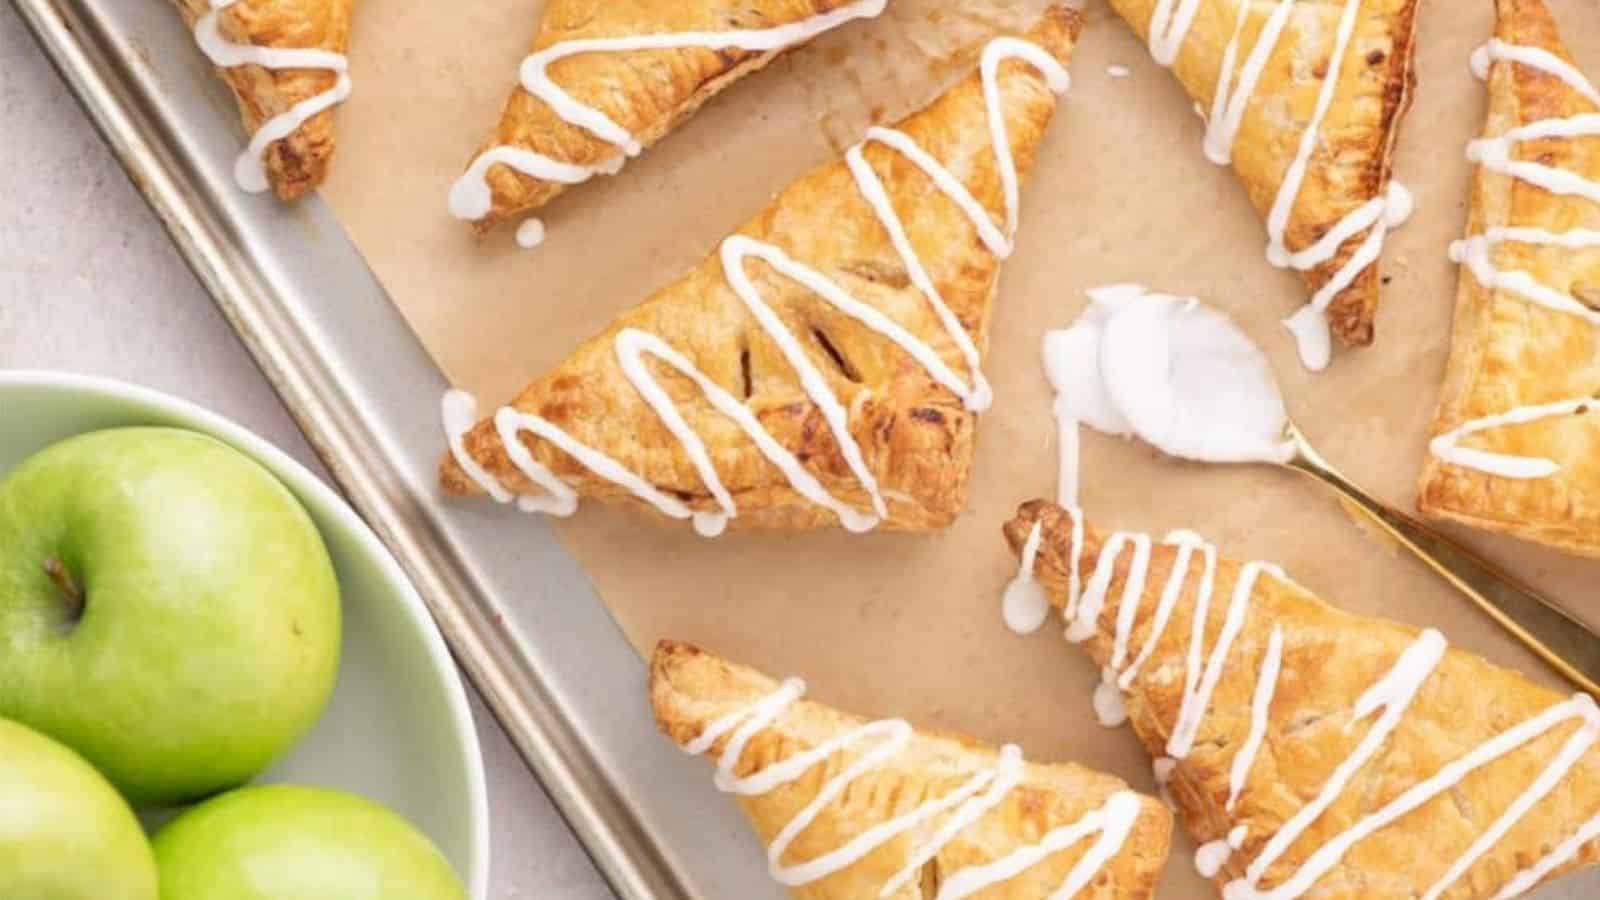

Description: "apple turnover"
448 0 888 238
1108 0 1420 369
650 640 1173 899
1419 0 1600 559
1003 499 1600 900
171 0 354 200
440 9 1079 533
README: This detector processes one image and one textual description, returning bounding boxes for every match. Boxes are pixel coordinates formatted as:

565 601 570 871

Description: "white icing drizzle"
442 37 1069 534
1034 507 1600 898
679 677 1142 897
1140 0 1413 371
1431 43 1600 481
1228 626 1283 812
192 0 352 194
1002 522 1051 635
448 0 888 227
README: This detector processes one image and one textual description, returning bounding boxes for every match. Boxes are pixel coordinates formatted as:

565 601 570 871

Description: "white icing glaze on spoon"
1430 43 1600 481
449 0 887 228
1140 0 1413 371
444 37 1071 534
678 676 1142 896
1043 285 1295 469
192 0 351 194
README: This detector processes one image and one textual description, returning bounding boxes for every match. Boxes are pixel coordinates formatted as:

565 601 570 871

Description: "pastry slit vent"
1574 283 1600 311
1433 45 1600 481
442 37 1071 535
188 0 352 194
1142 0 1413 371
1045 506 1600 898
448 0 890 232
739 345 755 399
811 328 863 382
679 676 1144 896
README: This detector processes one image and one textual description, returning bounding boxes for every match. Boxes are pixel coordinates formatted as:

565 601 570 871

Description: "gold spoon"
1281 422 1600 696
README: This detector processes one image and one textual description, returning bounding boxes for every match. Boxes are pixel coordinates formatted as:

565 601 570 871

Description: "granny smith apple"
0 427 341 807
0 716 158 900
154 784 467 900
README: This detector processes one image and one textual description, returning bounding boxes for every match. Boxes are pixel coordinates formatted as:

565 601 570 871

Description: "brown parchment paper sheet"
318 0 1600 894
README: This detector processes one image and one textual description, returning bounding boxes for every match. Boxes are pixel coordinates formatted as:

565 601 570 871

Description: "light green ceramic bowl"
0 371 488 898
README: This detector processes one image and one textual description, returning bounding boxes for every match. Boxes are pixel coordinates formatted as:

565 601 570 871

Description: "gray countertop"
0 6 612 897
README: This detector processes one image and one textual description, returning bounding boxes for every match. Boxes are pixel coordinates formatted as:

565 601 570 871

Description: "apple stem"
42 556 84 621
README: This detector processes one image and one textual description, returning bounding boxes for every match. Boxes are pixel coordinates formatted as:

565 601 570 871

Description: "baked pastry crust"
439 10 1079 531
460 0 878 234
651 640 1173 899
170 0 352 200
1003 499 1600 900
1108 0 1420 350
1418 0 1600 558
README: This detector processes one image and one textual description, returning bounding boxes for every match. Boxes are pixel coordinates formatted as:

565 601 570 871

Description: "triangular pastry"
448 0 888 236
439 10 1079 534
650 640 1174 899
1003 499 1600 900
1108 0 1420 369
172 0 354 200
1419 0 1600 559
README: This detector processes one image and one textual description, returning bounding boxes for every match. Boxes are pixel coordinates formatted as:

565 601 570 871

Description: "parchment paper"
319 1 1600 895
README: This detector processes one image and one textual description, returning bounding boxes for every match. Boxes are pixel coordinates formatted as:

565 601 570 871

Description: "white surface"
0 7 613 897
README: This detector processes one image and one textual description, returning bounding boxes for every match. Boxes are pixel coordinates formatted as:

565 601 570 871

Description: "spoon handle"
1284 426 1600 696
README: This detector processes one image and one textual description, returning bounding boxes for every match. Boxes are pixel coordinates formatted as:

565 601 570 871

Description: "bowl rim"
0 369 490 898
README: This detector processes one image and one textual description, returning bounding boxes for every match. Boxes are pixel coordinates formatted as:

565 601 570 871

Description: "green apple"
0 716 158 900
0 427 341 807
154 784 467 900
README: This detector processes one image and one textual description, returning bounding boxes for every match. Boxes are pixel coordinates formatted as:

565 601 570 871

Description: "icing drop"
515 218 546 249
1195 840 1233 879
1107 64 1132 78
192 0 352 194
1432 44 1600 481
680 679 1140 896
1002 523 1051 635
449 0 887 228
443 36 1067 534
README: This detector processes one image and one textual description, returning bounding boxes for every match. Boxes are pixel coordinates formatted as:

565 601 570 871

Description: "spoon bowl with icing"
1018 285 1600 696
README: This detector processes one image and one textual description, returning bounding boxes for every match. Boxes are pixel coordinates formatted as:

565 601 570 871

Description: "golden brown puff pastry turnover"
448 0 888 235
650 640 1173 899
1106 0 1420 369
171 0 353 200
1419 0 1600 559
439 10 1079 533
1003 500 1600 900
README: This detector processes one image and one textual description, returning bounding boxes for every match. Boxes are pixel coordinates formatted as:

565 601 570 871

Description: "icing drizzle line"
448 0 887 237
680 676 1143 897
192 0 352 194
443 38 1070 535
1143 0 1414 371
1431 42 1600 480
1021 505 1600 898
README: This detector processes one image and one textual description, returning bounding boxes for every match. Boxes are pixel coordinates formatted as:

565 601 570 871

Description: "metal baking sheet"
11 1 1594 899
9 1 778 897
